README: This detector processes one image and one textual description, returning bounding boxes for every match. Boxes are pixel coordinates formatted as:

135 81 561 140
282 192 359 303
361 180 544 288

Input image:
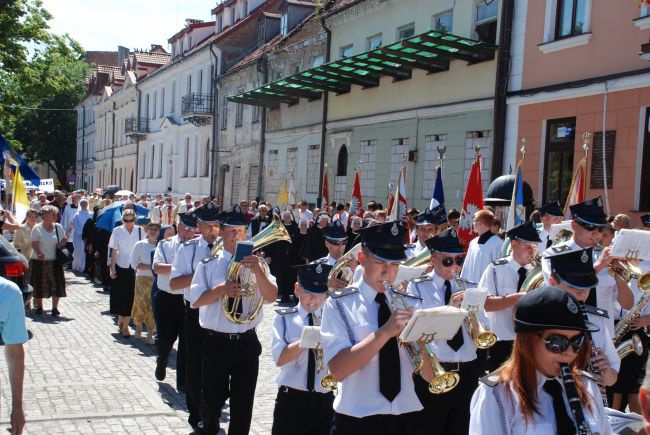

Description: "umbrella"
114 189 134 197
96 200 150 231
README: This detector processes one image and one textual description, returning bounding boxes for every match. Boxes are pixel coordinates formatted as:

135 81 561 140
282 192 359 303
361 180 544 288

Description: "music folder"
299 326 321 349
610 229 650 261
399 306 467 344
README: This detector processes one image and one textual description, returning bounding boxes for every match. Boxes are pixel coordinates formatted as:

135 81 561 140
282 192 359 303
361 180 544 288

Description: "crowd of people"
3 186 650 434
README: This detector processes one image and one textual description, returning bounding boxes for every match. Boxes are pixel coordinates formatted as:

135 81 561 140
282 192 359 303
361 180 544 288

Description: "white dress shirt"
320 280 424 418
130 239 156 277
460 233 503 284
407 273 482 362
404 241 426 260
272 304 330 393
149 205 162 224
153 235 184 293
171 237 214 302
108 225 145 268
189 249 276 333
318 254 337 266
479 256 534 341
469 370 613 434
586 310 621 373
536 227 553 256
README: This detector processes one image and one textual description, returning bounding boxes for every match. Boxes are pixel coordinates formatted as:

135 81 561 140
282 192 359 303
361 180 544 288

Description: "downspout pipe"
255 53 268 204
317 14 332 209
110 101 116 185
491 0 515 180
134 88 141 194
81 104 85 190
210 43 220 199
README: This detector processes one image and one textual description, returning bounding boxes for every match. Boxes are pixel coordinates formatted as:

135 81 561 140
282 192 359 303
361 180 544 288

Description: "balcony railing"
124 117 149 141
181 93 214 126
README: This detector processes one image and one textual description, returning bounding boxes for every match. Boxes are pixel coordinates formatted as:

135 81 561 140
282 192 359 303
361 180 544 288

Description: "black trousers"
330 411 419 435
487 340 514 372
185 303 208 428
154 290 186 386
272 387 334 435
413 361 479 435
201 332 262 435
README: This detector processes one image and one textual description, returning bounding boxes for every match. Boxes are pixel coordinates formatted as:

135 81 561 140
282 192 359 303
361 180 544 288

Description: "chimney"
117 46 129 67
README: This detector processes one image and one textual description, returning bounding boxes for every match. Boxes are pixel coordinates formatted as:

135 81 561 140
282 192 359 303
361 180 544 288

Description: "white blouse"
31 223 65 261
130 239 156 277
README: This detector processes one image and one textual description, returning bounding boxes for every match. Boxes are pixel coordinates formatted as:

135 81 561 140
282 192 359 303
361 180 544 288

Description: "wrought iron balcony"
181 93 214 126
124 117 149 141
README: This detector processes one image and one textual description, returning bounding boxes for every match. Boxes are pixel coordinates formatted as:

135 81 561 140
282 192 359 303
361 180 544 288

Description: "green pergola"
228 30 497 108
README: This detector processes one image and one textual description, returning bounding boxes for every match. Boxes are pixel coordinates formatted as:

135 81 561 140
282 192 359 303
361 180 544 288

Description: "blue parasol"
96 201 150 231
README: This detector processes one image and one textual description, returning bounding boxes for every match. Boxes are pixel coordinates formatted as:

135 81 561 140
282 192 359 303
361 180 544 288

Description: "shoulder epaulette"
550 244 572 254
492 258 509 266
201 254 218 264
328 287 359 299
275 307 298 316
184 238 199 246
479 372 501 387
400 291 422 301
583 304 609 318
412 276 432 284
405 244 416 249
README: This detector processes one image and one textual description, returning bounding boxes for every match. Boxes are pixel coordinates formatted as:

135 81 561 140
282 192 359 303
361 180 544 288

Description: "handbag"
54 224 72 267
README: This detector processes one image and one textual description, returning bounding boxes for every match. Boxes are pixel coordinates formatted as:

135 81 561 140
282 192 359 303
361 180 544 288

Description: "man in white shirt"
298 200 313 224
536 200 564 255
405 206 446 260
176 193 193 218
460 209 503 284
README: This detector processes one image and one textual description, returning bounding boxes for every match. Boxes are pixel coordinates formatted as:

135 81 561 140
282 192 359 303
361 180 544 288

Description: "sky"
41 0 215 52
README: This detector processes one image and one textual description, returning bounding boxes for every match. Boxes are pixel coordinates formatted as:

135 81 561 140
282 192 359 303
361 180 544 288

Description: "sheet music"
549 221 573 242
605 407 644 432
393 265 428 287
610 229 650 260
399 306 467 343
461 288 488 312
344 244 362 262
299 326 321 349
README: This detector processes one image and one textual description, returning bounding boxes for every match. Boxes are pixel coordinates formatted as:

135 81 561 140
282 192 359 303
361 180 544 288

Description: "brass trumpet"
310 304 338 391
451 272 497 349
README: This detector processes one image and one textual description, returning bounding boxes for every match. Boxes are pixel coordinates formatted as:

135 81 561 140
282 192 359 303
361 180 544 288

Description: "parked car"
0 235 32 307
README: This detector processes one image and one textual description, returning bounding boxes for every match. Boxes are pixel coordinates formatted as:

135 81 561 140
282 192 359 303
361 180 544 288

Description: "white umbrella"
114 189 134 197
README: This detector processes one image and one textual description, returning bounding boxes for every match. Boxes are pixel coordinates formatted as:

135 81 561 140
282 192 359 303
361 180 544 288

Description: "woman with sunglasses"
470 286 613 434
406 228 482 435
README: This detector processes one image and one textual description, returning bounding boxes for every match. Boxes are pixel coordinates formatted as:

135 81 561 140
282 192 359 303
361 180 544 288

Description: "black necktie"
517 267 527 292
307 313 315 391
207 243 214 251
543 379 575 435
546 236 552 249
375 292 400 401
444 280 464 351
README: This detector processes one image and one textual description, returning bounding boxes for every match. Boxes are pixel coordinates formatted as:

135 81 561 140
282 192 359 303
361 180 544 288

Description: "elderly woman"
30 205 67 316
108 209 145 337
13 209 38 259
130 222 159 343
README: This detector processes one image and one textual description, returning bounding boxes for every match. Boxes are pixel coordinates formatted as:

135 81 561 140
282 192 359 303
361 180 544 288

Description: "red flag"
322 164 330 208
387 189 395 216
349 169 364 218
563 158 586 219
457 157 484 249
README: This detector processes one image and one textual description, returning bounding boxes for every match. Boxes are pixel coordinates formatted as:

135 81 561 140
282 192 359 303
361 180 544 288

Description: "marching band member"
480 220 541 371
536 200 564 255
460 209 502 284
271 262 335 435
470 286 613 434
317 220 358 290
170 204 220 431
321 221 423 434
547 248 620 387
407 228 482 435
190 205 277 435
405 207 445 259
152 214 195 388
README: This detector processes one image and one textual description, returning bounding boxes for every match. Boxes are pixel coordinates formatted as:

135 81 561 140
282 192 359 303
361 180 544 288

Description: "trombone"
450 272 497 349
383 282 460 394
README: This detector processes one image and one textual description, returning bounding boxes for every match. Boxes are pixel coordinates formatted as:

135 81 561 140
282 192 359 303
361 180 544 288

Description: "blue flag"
430 166 447 217
0 136 41 186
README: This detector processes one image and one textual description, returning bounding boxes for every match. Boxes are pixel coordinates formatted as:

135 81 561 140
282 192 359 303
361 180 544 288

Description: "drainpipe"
110 101 116 185
491 0 515 180
134 88 141 194
255 53 268 203
210 43 220 200
81 104 85 190
316 15 332 208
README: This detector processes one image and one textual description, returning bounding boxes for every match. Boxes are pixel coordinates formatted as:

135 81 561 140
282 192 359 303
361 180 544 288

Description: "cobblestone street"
0 272 280 434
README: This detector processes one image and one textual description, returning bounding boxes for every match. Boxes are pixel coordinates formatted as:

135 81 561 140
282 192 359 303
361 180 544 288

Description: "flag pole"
581 131 591 198
437 144 446 172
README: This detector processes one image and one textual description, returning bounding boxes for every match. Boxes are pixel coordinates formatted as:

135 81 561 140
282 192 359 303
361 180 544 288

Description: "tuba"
327 244 361 290
222 213 292 324
384 282 460 394
451 272 497 349
519 255 544 293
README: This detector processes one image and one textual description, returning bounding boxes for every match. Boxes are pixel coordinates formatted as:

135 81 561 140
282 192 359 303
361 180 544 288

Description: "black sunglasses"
441 255 465 267
541 333 586 354
577 221 603 232
123 219 135 223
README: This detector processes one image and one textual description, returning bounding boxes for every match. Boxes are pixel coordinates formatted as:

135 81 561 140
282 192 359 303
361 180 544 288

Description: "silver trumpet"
450 272 497 349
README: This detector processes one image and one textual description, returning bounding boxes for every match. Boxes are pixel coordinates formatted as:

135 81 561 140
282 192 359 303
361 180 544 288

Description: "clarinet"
579 302 608 407
559 362 592 435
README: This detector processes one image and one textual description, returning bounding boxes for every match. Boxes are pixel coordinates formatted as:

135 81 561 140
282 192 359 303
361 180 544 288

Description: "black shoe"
35 307 43 315
51 308 60 317
155 358 167 381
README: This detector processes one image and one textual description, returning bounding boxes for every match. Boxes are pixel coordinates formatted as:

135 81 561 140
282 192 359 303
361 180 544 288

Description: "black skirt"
110 265 136 316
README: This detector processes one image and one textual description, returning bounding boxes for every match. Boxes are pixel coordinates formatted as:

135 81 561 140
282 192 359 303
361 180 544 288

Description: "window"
149 144 155 178
171 81 176 113
202 139 210 177
433 10 453 33
422 134 447 198
555 0 587 39
141 150 146 177
640 108 650 210
192 136 198 177
312 55 325 68
235 87 244 126
340 44 353 59
397 24 415 40
359 140 377 197
145 94 150 120
543 118 576 205
183 137 190 177
231 166 241 203
367 34 382 50
280 13 288 35
337 145 348 176
267 150 279 194
153 92 157 120
221 95 228 130
198 70 203 94
258 20 266 45
306 145 320 193
157 143 163 178
187 74 192 96
217 15 222 32
252 105 261 123
475 0 498 44
248 165 259 201
160 88 165 118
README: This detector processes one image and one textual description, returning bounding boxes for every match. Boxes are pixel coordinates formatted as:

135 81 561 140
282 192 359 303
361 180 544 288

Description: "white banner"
0 178 54 193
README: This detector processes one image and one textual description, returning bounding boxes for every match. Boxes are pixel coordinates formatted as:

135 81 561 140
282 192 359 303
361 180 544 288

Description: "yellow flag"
12 168 30 223
277 178 288 207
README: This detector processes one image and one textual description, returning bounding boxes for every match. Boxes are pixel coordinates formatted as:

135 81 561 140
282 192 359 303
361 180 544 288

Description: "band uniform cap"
506 220 542 244
548 248 599 289
641 213 650 227
425 227 464 255
514 286 599 333
220 205 248 227
539 200 564 217
569 196 607 227
193 203 221 223
135 216 150 226
358 220 407 262
323 220 347 241
294 262 333 294
416 206 447 226
178 212 198 229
